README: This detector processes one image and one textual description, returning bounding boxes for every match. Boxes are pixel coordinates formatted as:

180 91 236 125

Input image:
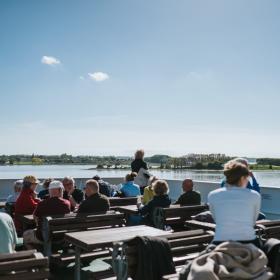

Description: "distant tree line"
257 158 280 166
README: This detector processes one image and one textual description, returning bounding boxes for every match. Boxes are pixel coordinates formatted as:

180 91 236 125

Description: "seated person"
0 212 18 253
208 160 261 247
142 176 157 205
174 179 201 206
6 179 23 203
23 180 71 248
119 172 141 197
15 175 41 235
38 178 53 200
62 176 84 210
78 179 110 214
221 158 260 193
139 180 171 224
92 175 116 197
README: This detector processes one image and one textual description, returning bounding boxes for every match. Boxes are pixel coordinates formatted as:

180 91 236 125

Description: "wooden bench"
185 220 216 231
256 219 280 239
114 229 214 279
41 211 126 256
109 197 138 207
0 250 49 280
152 205 209 230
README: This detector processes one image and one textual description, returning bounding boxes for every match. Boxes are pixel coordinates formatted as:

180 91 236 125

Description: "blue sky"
1 0 280 157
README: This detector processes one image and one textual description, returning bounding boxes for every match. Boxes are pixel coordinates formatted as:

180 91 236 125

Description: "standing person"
0 212 18 253
38 178 53 200
142 176 157 205
78 179 110 214
119 173 141 197
221 158 260 193
174 179 201 206
6 180 23 203
131 149 148 173
23 180 71 248
208 161 261 246
62 177 84 210
14 175 40 235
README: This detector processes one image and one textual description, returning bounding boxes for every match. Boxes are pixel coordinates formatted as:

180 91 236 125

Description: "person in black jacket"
92 175 115 197
78 179 110 214
131 149 148 173
174 179 201 206
139 180 171 225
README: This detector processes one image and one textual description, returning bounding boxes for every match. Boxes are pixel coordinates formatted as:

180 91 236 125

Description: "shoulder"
208 188 225 201
244 188 261 200
99 194 109 201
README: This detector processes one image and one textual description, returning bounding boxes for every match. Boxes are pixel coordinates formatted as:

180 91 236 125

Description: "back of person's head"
135 149 145 160
233 157 249 167
62 176 75 186
224 160 249 186
92 175 101 181
153 180 169 196
43 178 53 189
85 179 99 196
49 180 64 198
125 172 137 182
182 179 193 192
14 180 23 193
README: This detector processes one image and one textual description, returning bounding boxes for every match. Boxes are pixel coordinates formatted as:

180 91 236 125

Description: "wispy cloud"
88 72 109 82
41 56 61 66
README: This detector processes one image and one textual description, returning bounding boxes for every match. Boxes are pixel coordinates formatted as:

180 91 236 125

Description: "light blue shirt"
120 181 141 197
0 212 18 253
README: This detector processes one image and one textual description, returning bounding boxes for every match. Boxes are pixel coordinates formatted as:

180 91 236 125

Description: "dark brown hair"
224 161 249 185
125 172 137 182
153 180 169 196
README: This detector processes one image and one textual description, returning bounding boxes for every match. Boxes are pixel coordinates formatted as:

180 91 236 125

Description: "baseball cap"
23 175 40 184
49 180 64 190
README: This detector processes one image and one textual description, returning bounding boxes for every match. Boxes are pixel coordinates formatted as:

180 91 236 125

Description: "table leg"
75 247 81 280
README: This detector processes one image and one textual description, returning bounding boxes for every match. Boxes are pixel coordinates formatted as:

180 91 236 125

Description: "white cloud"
88 72 109 82
41 56 61 66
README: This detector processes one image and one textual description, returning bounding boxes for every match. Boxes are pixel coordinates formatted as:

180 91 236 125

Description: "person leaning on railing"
119 172 141 197
208 160 261 247
131 149 148 173
221 158 260 193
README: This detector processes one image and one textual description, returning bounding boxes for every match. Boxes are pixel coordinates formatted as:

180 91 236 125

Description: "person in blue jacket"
221 158 260 193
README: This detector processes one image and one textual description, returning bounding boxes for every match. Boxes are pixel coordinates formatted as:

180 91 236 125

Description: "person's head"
14 180 23 193
233 158 249 167
182 179 194 192
49 180 64 198
224 160 250 187
148 176 158 187
135 149 145 160
43 178 53 189
125 172 137 182
62 176 75 193
84 179 99 197
153 180 169 196
22 175 40 191
92 175 101 181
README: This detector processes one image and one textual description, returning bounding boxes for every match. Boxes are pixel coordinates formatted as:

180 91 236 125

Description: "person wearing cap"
62 176 84 210
23 180 70 248
78 179 110 214
14 175 41 235
38 178 53 200
6 180 23 204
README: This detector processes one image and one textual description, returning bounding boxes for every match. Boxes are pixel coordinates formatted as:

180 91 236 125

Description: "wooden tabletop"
0 201 5 209
117 205 139 215
65 225 170 251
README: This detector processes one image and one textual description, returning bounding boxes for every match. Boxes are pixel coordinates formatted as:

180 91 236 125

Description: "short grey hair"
63 176 75 185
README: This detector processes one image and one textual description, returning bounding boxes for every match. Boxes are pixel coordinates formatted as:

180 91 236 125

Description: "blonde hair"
135 149 145 160
153 180 169 196
125 172 137 182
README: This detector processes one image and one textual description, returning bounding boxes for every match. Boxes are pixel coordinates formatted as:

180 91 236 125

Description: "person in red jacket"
14 175 40 235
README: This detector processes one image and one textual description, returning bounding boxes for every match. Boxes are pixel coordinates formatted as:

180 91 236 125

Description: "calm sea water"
0 165 280 186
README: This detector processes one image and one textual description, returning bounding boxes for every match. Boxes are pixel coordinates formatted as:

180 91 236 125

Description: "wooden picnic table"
0 201 6 209
117 204 139 215
65 225 170 280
